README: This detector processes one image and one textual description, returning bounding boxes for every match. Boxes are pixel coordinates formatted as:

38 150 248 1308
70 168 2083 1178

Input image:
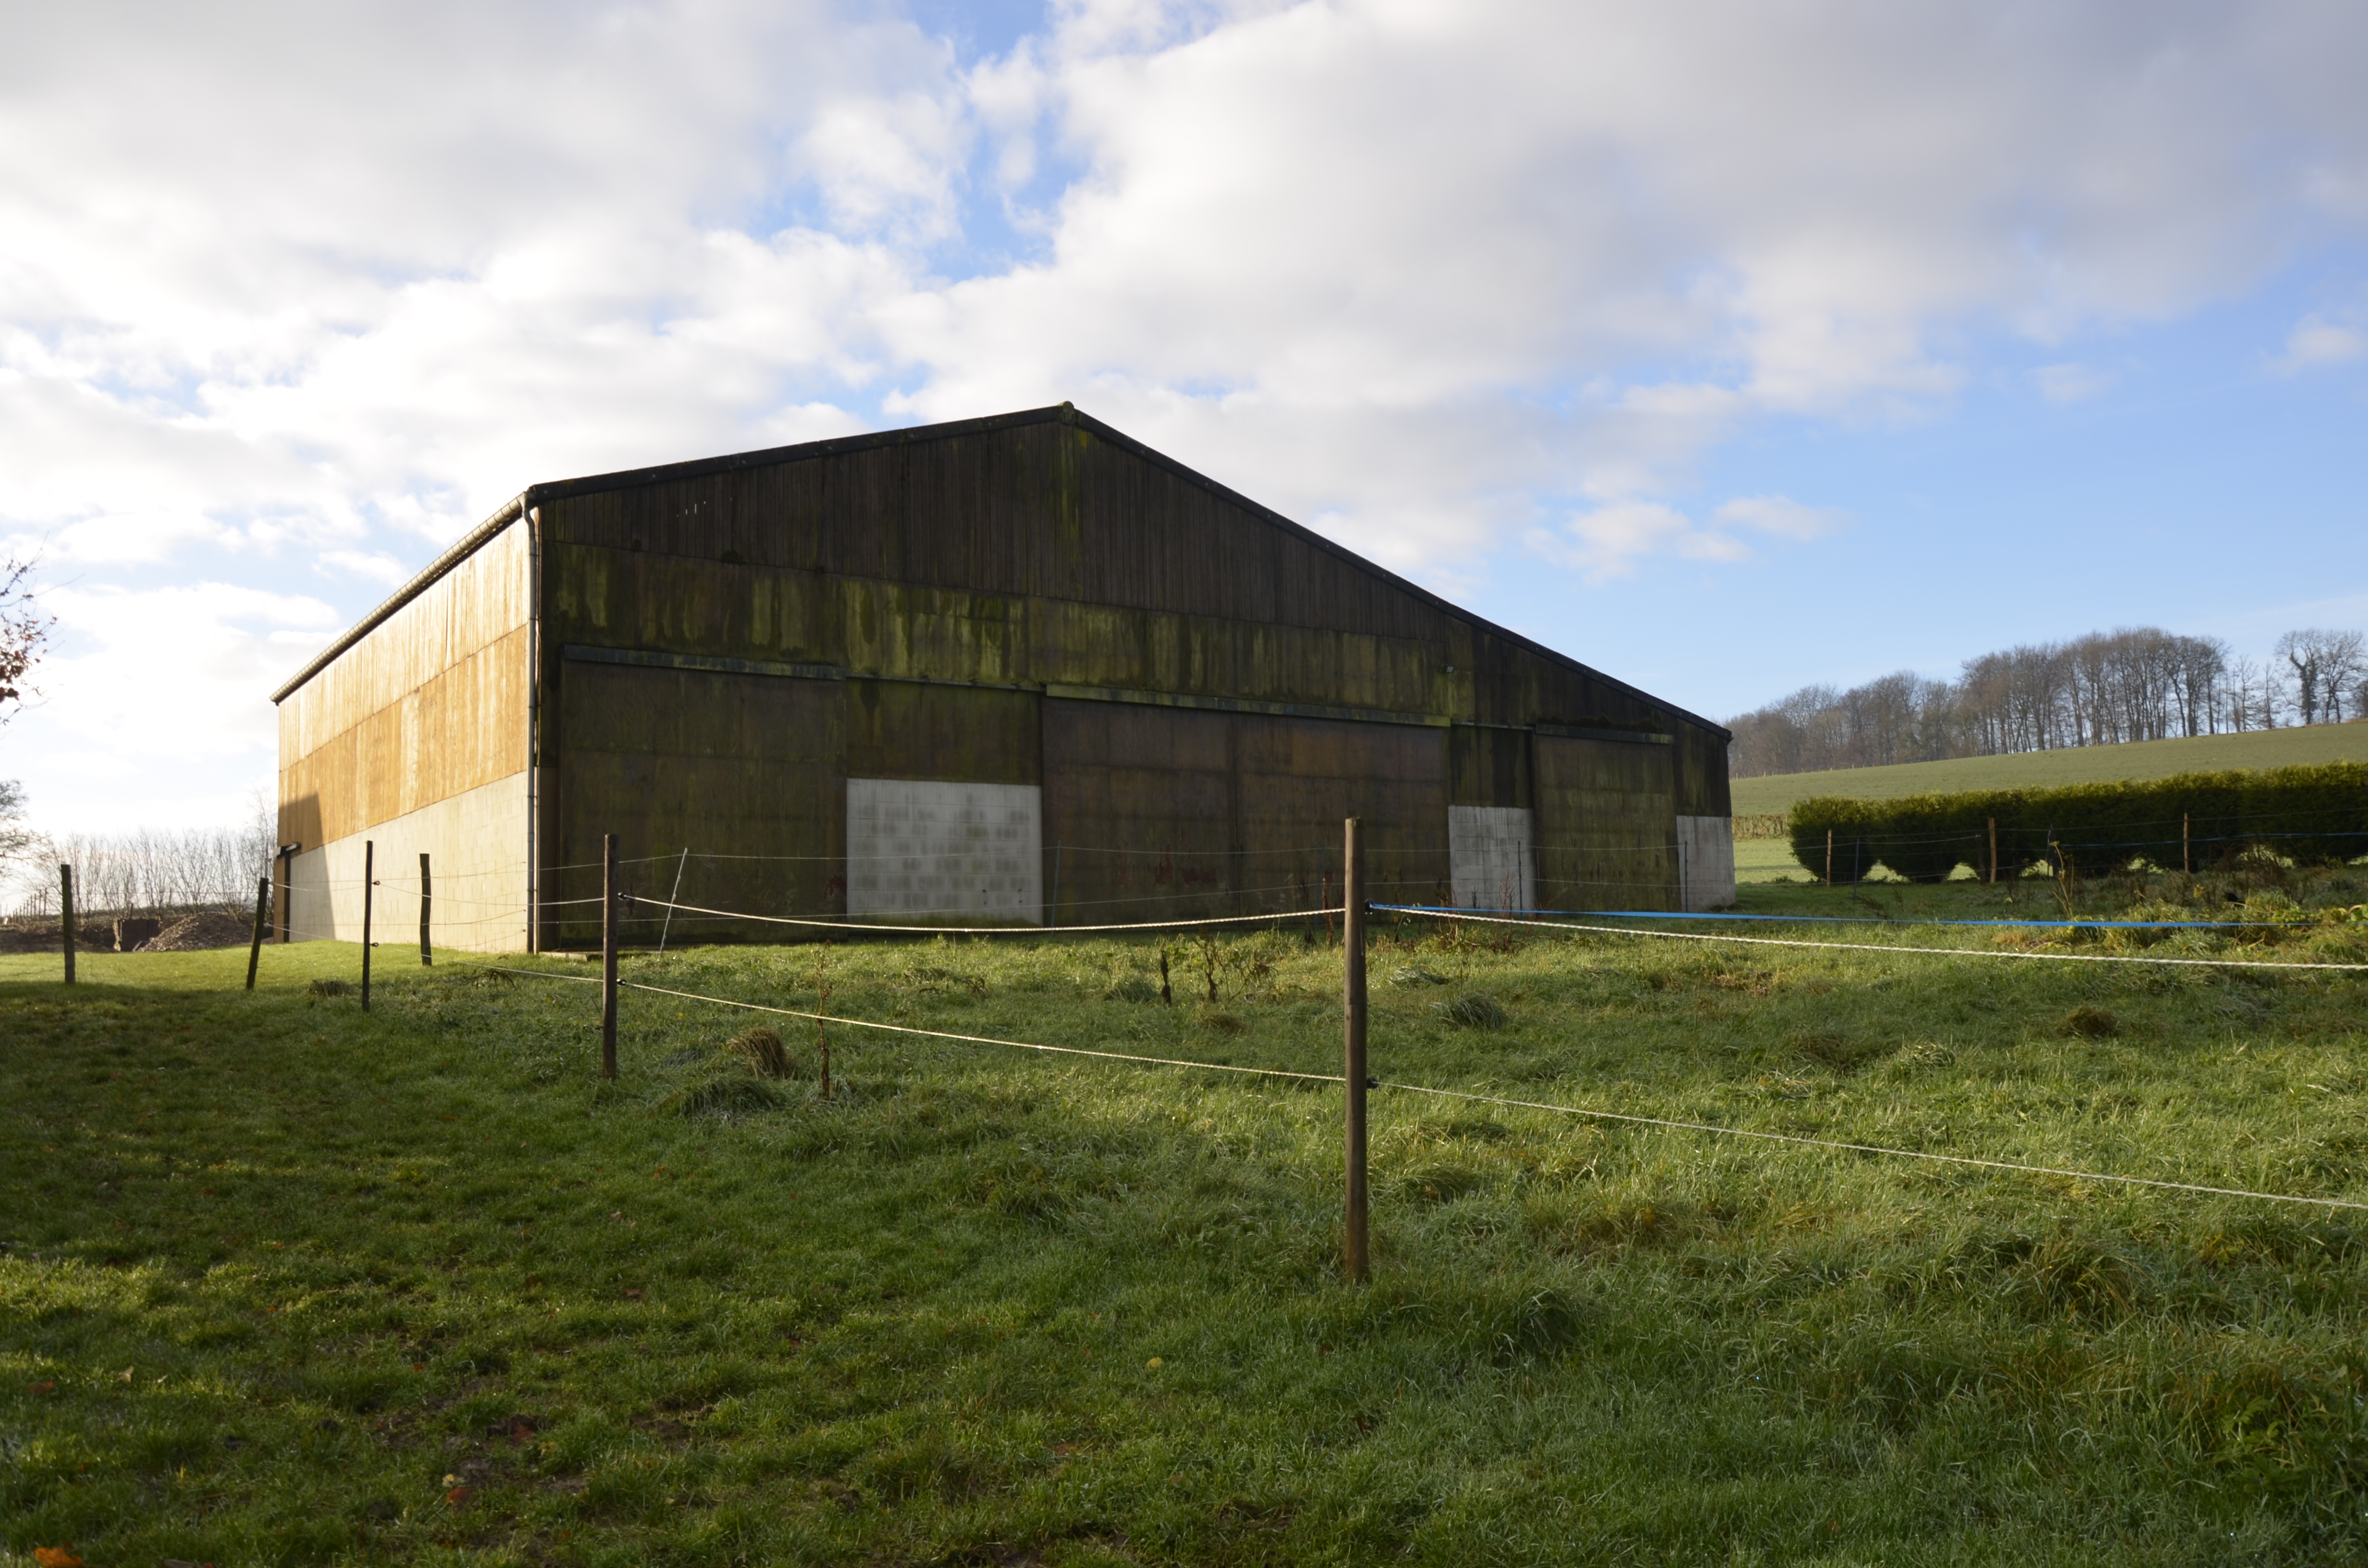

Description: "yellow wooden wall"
278 523 531 852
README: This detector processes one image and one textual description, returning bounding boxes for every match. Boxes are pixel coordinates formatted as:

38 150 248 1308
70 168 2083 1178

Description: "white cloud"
1713 496 1849 543
2034 362 2114 402
1532 492 1841 583
2276 314 2368 370
8 0 2368 822
4 581 339 831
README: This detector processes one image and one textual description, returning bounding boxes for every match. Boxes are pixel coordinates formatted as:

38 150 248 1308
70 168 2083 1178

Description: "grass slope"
6 873 2368 1566
1734 724 2368 817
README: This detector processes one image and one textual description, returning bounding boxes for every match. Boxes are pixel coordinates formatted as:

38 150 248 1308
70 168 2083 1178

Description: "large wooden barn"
273 404 1733 952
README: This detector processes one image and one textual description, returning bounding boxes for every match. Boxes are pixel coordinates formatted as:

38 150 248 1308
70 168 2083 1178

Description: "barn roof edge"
270 492 530 704
269 405 1731 742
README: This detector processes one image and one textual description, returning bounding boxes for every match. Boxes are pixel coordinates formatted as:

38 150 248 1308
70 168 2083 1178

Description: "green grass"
6 872 2368 1566
1734 724 2368 817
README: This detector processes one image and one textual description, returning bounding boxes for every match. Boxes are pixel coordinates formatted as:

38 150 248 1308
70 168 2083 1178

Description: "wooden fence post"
419 852 433 966
60 864 75 985
1988 818 1998 884
360 840 374 1012
1343 816 1369 1285
2183 813 2191 875
246 875 269 991
601 833 618 1080
1825 829 1835 887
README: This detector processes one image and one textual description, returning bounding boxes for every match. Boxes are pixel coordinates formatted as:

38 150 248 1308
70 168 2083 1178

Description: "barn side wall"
524 414 1727 936
278 521 531 947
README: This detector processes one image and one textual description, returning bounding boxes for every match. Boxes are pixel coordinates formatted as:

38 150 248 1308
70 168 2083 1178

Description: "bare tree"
1728 624 2356 776
0 779 31 875
2277 629 2366 724
2322 632 2368 723
0 553 49 723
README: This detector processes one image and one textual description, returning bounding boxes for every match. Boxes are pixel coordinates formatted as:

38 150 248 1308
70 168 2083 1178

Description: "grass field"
7 867 2368 1566
1733 723 2368 818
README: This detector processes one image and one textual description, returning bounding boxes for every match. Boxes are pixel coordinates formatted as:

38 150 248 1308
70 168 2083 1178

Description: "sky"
3 0 2366 833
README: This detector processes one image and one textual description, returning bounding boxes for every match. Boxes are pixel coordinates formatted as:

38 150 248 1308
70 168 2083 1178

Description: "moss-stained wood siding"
546 663 843 949
277 523 530 852
533 414 1717 743
1042 700 1449 923
521 409 1726 927
1534 735 1679 911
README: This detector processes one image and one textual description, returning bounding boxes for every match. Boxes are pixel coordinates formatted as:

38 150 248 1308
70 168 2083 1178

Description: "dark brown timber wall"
1042 700 1450 923
525 406 1726 943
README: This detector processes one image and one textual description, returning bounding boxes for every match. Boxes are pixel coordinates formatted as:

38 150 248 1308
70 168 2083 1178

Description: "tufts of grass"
661 1073 785 1117
724 1024 797 1078
4 878 2367 1565
1433 993 1508 1029
2060 1004 2122 1039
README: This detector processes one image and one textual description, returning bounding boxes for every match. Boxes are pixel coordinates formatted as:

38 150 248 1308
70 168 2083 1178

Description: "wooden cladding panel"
1450 724 1532 810
1532 735 1677 911
522 415 1722 846
278 523 529 762
1042 700 1449 922
546 663 844 949
842 680 1039 786
278 624 529 849
533 421 1712 746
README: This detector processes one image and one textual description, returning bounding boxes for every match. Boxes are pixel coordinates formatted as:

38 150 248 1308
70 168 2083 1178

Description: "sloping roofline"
271 404 1729 739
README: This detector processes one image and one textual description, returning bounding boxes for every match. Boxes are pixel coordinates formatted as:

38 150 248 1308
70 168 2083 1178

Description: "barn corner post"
246 874 270 991
601 833 619 1081
1342 816 1369 1285
360 839 375 1011
59 863 75 985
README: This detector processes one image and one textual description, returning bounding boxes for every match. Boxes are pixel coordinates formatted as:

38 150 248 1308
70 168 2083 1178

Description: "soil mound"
140 910 255 951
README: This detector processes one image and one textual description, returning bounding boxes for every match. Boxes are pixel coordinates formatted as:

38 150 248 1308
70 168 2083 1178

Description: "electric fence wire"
1374 905 2368 971
446 962 2368 1214
621 894 1346 935
1385 902 2326 930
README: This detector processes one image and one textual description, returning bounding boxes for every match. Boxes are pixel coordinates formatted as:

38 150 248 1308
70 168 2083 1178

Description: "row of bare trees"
1730 626 2368 778
2 799 280 919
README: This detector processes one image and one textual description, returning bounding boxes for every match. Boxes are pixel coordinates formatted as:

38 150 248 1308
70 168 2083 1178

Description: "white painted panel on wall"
1676 815 1737 911
1449 805 1534 911
847 779 1043 923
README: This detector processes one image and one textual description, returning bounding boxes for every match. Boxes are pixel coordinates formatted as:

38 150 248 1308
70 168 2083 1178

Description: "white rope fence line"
1377 1081 2368 1213
1379 906 2368 972
619 979 1348 1085
623 894 1347 936
441 962 2368 1215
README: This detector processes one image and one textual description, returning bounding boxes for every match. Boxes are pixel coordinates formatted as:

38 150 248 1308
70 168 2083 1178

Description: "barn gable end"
276 404 1732 952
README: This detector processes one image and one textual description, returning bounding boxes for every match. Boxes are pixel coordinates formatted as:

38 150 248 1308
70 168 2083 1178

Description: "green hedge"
1787 762 2368 882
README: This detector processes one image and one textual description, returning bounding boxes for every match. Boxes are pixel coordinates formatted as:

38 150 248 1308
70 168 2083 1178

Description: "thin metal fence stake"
419 852 433 965
1343 816 1369 1285
361 840 375 1012
60 863 75 985
657 846 688 955
602 833 619 1080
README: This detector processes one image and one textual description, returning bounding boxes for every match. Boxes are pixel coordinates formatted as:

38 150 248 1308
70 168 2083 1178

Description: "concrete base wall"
1677 815 1737 911
286 771 530 953
1448 805 1534 910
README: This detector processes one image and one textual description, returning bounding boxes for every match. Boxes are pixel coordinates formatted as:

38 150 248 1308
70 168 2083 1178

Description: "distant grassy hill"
1732 722 2368 817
